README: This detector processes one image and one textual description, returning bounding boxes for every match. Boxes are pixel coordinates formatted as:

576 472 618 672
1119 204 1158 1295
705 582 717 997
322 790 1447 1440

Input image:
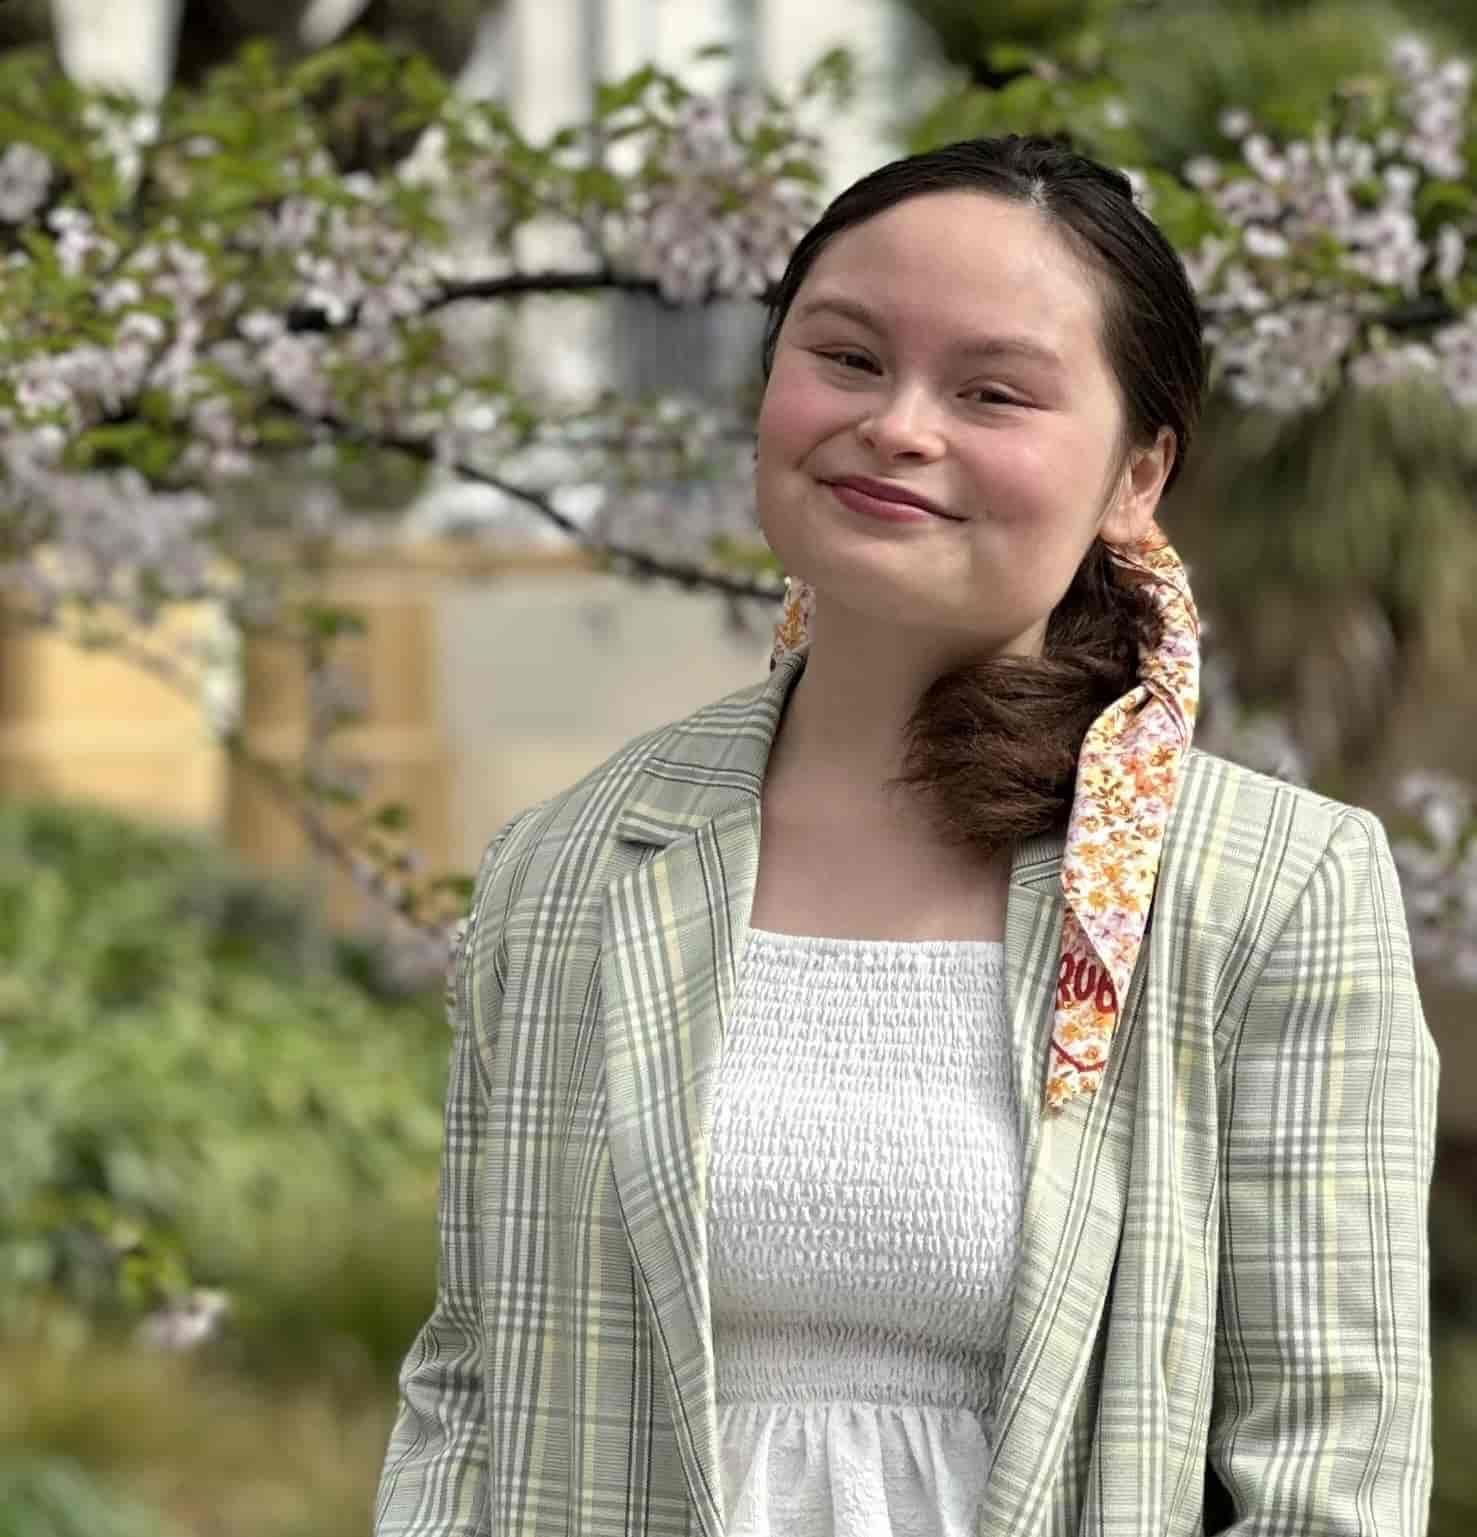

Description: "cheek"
756 359 844 465
960 427 1096 534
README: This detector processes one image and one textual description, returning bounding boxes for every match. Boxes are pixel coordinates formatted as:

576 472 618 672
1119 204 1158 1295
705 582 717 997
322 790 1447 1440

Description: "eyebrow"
791 295 1067 373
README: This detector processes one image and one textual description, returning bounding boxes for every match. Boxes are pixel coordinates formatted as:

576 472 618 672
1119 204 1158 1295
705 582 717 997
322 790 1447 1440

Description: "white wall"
436 569 773 866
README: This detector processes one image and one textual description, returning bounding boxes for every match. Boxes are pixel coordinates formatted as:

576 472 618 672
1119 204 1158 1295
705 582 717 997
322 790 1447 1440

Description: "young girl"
376 135 1437 1537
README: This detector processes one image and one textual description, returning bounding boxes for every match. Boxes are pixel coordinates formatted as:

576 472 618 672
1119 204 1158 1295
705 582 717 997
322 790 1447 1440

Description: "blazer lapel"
981 831 1142 1534
600 652 805 1537
598 649 1141 1537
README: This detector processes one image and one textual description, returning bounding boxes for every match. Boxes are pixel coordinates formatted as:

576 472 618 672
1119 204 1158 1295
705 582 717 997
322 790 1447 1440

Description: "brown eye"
817 349 878 373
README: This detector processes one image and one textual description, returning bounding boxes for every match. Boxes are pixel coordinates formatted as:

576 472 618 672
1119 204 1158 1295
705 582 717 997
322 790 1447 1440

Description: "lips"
823 475 958 520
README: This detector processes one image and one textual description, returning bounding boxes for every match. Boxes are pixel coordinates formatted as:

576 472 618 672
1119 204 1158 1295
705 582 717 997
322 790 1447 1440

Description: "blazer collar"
600 646 1077 1537
613 646 1066 892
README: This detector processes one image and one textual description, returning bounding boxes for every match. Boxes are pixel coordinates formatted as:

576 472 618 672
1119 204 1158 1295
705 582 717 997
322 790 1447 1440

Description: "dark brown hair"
763 134 1207 853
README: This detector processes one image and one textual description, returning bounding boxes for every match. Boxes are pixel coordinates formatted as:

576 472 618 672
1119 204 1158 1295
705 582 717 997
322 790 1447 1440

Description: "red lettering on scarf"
1056 955 1118 1015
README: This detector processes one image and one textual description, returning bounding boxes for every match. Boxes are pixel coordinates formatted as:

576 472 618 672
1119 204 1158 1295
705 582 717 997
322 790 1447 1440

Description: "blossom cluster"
0 53 830 618
0 140 50 224
616 85 822 303
1393 771 1477 987
1185 35 1477 413
3 37 1475 977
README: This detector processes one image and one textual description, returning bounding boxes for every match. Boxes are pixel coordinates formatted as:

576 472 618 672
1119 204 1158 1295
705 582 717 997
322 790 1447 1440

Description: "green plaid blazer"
375 647 1438 1537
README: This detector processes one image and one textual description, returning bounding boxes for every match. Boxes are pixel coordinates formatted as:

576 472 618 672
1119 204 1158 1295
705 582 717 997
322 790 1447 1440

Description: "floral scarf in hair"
768 526 1200 1114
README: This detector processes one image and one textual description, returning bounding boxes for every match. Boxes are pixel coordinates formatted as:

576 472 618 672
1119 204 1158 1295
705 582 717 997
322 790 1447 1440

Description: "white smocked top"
707 926 1024 1537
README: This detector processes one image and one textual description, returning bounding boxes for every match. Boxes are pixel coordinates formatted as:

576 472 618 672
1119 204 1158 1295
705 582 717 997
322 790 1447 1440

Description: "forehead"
793 190 1106 358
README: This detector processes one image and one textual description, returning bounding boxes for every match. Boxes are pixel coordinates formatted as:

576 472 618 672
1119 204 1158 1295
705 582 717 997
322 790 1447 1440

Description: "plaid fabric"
375 649 1437 1537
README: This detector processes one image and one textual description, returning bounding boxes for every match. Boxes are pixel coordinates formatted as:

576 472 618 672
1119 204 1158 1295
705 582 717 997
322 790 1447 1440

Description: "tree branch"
1376 294 1460 334
327 416 787 604
0 604 455 944
286 267 777 332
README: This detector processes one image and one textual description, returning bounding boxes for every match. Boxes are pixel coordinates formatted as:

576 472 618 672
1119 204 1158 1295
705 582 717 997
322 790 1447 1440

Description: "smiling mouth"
822 477 961 522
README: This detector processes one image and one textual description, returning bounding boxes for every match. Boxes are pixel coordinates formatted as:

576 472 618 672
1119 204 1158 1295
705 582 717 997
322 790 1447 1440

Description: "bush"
0 1454 176 1537
0 799 449 1366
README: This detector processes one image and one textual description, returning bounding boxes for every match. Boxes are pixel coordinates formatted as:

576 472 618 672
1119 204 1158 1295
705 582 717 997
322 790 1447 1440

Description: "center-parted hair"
762 134 1208 852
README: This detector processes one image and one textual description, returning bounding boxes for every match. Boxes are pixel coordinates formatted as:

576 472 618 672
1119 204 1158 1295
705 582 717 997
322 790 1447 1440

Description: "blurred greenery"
0 797 1472 1533
0 1 1474 1530
0 1456 177 1537
0 0 504 89
0 1331 398 1536
0 797 446 1351
0 798 454 1532
901 0 1477 781
903 1 1422 177
1170 382 1477 782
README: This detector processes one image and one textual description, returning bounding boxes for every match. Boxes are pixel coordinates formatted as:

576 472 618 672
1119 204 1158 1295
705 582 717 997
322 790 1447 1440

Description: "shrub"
0 798 448 1369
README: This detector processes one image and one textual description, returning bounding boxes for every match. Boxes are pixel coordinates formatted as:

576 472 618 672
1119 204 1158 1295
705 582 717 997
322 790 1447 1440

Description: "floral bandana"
768 526 1200 1114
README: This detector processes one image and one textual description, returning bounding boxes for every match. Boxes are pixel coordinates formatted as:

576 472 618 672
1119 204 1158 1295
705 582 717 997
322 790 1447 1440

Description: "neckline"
746 924 1004 953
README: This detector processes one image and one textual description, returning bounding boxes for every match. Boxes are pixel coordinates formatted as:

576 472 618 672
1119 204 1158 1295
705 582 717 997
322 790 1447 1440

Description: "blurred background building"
3 4 1477 1529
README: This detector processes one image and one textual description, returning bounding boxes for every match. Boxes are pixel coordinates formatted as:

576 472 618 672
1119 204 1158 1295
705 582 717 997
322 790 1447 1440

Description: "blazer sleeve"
374 812 527 1537
1209 808 1440 1534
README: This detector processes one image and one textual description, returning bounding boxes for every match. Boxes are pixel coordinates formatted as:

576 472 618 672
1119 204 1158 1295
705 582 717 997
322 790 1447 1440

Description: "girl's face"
756 190 1172 660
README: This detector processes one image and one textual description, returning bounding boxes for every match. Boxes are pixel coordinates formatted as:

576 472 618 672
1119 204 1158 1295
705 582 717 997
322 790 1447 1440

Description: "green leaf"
372 803 411 833
296 602 367 640
68 424 182 480
797 47 857 107
985 42 1040 74
596 65 662 117
1418 181 1476 224
573 164 628 211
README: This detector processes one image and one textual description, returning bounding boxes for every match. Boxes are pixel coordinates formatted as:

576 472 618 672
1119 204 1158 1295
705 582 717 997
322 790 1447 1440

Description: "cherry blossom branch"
322 414 786 604
286 269 672 333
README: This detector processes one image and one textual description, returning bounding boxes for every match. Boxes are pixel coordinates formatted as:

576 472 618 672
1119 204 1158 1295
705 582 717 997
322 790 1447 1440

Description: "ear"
1100 426 1176 545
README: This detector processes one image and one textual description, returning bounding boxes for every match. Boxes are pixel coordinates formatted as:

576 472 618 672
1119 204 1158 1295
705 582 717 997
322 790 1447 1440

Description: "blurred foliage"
0 1456 177 1537
901 3 1477 779
0 798 447 1341
0 0 50 54
901 0 1112 78
1109 1 1418 171
904 1 1416 169
3 0 503 91
1430 1141 1477 1532
1169 381 1477 778
0 1334 397 1537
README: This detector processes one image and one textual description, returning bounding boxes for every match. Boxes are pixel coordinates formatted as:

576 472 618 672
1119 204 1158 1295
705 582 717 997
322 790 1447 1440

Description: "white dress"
708 927 1024 1537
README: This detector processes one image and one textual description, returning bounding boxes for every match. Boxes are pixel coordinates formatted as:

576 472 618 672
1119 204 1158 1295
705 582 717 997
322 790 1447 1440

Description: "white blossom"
45 206 118 277
1392 770 1477 988
623 86 821 303
1183 155 1220 190
1435 224 1466 284
0 141 52 224
1121 167 1153 213
1243 225 1289 260
1348 341 1439 391
260 333 336 419
136 1289 231 1352
1218 302 1359 412
81 101 159 196
1433 315 1477 405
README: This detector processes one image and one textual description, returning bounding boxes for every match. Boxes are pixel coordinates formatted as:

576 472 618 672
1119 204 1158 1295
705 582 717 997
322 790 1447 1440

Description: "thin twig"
331 417 786 604
286 267 778 333
1 605 454 943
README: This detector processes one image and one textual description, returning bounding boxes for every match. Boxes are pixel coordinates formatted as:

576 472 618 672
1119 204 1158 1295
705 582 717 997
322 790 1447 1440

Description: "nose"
857 385 946 461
